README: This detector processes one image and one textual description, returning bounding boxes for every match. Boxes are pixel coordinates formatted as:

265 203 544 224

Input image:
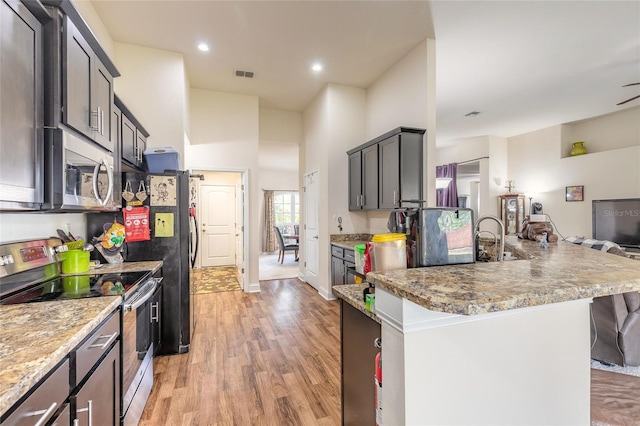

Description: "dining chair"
294 224 299 235
274 226 299 264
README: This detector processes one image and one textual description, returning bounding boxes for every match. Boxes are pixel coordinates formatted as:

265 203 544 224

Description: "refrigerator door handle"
191 215 199 268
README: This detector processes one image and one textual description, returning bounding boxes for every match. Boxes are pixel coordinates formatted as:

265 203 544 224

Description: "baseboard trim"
247 281 261 292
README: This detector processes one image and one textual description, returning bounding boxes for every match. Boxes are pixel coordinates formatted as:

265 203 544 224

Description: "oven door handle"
124 278 161 312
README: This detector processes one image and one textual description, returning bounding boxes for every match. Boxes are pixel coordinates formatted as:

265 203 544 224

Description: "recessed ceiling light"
197 42 210 52
311 62 323 72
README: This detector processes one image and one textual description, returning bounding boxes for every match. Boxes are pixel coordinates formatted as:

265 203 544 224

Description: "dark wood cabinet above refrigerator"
115 94 150 172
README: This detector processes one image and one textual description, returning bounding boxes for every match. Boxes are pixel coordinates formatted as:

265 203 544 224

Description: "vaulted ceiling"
91 0 640 145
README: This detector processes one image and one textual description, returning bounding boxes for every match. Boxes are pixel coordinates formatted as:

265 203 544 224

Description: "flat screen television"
592 198 640 251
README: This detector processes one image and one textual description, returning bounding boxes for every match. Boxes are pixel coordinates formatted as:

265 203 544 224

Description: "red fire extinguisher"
375 338 382 425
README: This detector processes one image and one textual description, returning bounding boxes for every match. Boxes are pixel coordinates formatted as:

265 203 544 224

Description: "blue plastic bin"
143 147 180 173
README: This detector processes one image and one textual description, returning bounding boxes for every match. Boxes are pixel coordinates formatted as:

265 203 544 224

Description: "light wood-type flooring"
139 277 639 425
139 278 341 425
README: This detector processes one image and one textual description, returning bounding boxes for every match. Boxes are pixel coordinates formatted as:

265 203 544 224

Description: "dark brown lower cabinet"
341 300 381 425
73 340 120 425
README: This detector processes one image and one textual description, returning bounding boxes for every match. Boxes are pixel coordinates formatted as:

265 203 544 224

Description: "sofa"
591 292 640 367
565 237 640 367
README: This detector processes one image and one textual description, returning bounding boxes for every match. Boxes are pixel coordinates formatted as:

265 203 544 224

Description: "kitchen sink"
476 238 531 262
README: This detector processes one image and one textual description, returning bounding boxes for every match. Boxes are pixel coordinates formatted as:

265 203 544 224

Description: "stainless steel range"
0 238 159 426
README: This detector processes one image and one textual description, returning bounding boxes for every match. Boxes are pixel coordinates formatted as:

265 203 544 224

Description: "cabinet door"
361 144 378 210
378 135 400 209
341 301 381 425
331 256 345 286
74 341 120 426
0 0 43 209
112 105 121 158
136 131 147 168
348 152 362 210
92 58 114 151
64 17 93 138
344 261 357 284
121 114 137 165
398 132 423 207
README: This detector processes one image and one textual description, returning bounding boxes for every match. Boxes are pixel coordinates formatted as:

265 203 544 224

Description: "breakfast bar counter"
367 238 640 315
348 239 640 425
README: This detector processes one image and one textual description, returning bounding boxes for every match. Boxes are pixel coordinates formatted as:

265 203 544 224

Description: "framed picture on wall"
565 185 584 202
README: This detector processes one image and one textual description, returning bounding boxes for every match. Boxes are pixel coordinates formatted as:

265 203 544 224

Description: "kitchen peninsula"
335 238 640 425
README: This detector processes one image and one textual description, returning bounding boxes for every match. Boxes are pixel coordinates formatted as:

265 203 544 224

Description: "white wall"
70 0 115 59
363 39 435 234
0 213 86 244
186 88 261 290
114 43 188 167
508 121 640 239
303 85 367 298
327 85 367 236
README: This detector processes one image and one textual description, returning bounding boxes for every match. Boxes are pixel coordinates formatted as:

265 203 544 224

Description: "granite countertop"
332 284 381 324
0 297 121 416
366 238 640 316
330 233 372 251
0 260 163 416
81 260 164 275
331 240 370 251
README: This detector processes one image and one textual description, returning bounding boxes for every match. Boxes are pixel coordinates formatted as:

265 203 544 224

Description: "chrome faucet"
475 215 505 261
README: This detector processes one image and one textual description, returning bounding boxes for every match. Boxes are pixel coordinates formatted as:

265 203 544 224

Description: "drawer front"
331 246 344 258
343 249 355 263
75 311 120 384
3 358 69 426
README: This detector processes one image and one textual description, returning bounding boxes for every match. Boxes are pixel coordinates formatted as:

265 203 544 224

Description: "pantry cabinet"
347 127 425 211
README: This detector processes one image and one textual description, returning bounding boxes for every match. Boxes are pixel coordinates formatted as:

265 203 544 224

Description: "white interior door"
200 184 236 267
235 180 244 285
304 171 319 289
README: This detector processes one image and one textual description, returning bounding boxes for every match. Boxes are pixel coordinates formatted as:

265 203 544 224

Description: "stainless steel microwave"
45 128 121 211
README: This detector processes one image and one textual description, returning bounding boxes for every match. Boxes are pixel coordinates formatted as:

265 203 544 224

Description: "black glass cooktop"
0 271 150 305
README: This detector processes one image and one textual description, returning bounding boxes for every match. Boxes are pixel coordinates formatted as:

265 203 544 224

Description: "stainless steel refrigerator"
87 170 195 355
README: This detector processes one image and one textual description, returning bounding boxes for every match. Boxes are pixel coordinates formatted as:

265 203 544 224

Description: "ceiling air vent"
234 69 255 79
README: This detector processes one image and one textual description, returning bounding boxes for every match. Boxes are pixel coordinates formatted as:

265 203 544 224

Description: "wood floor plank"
138 275 637 425
139 278 341 425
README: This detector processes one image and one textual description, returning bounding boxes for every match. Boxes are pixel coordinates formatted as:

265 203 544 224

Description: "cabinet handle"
92 158 114 206
88 331 118 350
100 107 105 136
151 302 159 322
91 109 99 131
77 400 93 426
393 190 397 207
28 402 57 426
360 194 365 207
374 337 382 349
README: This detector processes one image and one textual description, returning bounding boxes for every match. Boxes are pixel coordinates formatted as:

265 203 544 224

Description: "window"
274 191 299 235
